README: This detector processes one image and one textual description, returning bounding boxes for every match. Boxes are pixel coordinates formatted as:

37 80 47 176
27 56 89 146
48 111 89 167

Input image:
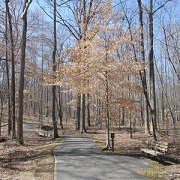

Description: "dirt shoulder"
0 130 62 180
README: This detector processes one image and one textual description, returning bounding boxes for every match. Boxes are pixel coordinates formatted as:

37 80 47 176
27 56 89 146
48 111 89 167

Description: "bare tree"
5 0 16 139
17 0 32 145
4 1 12 135
136 0 150 135
136 0 171 140
52 0 59 138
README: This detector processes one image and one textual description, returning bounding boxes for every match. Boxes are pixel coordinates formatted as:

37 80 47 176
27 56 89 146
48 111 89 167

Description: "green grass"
93 141 105 150
135 160 165 180
93 140 126 153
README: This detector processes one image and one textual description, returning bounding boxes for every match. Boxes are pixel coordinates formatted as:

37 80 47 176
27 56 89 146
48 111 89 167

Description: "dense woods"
0 0 179 147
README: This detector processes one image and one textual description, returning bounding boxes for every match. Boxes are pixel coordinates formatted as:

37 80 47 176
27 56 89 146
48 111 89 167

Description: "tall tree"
5 1 12 135
148 0 157 139
136 0 150 134
135 0 171 140
17 0 32 145
52 0 59 138
5 0 16 139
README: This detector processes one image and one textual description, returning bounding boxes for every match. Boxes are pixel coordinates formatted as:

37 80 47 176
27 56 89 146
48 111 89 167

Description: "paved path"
54 136 151 180
23 122 53 137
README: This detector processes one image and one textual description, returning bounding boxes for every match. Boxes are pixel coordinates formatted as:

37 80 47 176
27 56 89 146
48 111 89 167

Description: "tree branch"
21 0 32 19
153 0 170 14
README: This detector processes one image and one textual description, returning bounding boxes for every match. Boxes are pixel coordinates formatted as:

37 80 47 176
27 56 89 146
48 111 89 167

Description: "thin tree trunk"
5 0 16 139
87 94 90 127
136 0 150 135
129 113 133 139
161 91 165 125
125 0 151 135
148 0 157 140
76 95 81 130
121 107 125 126
80 0 88 134
5 3 11 135
39 40 44 128
105 70 110 148
155 59 176 128
58 87 63 129
0 87 3 136
52 0 58 138
80 94 86 133
17 0 32 145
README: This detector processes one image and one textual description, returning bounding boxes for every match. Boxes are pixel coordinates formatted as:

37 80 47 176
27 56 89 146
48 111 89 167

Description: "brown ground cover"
0 131 62 180
0 118 179 180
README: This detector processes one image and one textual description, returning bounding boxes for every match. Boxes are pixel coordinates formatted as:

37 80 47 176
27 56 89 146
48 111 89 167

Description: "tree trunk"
5 3 11 135
5 0 16 139
0 89 3 136
58 87 63 129
17 0 32 145
105 71 110 148
80 94 86 133
39 40 44 128
87 94 91 126
121 107 125 126
136 0 151 135
129 113 133 139
79 0 88 134
76 95 81 130
148 0 157 140
52 0 58 138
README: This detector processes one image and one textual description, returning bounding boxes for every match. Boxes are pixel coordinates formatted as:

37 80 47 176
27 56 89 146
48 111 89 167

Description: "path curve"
54 136 151 180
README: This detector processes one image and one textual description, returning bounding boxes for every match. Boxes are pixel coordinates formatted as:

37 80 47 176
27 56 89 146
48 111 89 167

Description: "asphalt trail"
54 136 151 180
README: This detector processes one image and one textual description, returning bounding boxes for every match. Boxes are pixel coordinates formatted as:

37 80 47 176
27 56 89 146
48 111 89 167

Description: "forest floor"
0 117 180 180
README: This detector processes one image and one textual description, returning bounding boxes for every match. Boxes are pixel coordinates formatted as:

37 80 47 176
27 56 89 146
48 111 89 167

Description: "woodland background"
0 0 179 148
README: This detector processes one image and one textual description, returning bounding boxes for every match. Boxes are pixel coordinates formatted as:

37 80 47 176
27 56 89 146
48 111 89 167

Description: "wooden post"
111 133 115 152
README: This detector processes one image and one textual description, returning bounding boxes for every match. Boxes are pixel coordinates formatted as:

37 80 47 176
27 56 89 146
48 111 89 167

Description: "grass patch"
113 146 126 154
135 160 165 180
94 141 105 150
93 140 126 154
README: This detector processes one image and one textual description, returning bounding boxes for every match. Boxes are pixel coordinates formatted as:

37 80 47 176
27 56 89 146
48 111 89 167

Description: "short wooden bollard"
111 133 115 152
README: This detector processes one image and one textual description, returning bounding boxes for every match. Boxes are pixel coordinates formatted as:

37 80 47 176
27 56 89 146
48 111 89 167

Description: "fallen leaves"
0 130 61 180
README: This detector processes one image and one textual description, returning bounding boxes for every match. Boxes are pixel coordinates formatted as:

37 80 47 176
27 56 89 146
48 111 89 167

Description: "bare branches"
153 0 171 14
21 0 32 19
162 26 180 81
140 0 171 15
